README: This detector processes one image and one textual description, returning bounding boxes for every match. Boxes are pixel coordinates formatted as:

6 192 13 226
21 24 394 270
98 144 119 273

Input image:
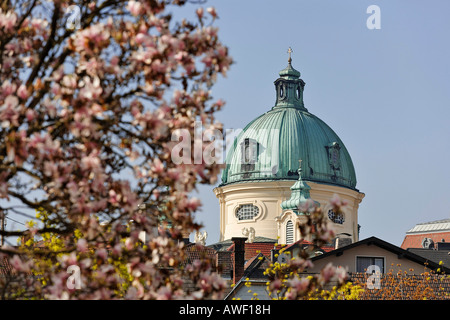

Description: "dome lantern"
274 47 306 110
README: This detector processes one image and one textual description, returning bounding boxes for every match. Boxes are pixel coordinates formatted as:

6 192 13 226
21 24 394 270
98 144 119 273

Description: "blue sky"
186 0 450 246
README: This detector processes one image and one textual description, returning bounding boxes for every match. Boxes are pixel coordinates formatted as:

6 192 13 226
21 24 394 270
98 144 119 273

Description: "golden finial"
287 47 293 64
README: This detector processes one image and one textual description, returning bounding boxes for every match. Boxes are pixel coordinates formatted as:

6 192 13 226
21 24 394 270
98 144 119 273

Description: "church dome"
221 55 357 190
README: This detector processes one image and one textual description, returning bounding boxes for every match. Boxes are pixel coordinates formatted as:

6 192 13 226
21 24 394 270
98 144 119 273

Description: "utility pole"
0 210 5 246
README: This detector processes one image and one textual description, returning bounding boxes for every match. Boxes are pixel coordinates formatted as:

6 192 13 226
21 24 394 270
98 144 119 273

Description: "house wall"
308 244 428 275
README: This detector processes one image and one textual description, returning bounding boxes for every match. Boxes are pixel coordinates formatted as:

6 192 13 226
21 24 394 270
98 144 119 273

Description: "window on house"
356 256 385 274
235 204 259 221
286 220 294 244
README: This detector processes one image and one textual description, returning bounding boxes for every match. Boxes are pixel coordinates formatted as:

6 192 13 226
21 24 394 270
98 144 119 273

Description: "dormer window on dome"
241 138 258 165
326 142 341 171
240 138 260 178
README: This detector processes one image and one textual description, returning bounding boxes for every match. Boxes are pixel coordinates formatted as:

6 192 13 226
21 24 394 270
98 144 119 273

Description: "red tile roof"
276 239 335 253
401 232 450 249
183 243 217 267
0 256 14 276
350 273 450 300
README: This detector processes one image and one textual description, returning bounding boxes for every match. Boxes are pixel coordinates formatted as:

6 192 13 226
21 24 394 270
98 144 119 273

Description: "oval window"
236 204 259 221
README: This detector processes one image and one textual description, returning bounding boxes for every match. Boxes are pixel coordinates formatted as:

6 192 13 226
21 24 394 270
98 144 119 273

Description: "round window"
328 209 345 224
236 204 259 221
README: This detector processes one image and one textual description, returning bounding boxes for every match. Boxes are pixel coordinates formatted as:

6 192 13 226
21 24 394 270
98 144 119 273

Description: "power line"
0 210 27 246
5 216 26 226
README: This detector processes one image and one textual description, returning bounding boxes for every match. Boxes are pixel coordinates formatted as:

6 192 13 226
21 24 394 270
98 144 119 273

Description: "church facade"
214 53 365 245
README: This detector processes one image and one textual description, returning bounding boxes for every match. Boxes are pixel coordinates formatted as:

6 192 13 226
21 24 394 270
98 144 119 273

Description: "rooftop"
406 219 450 234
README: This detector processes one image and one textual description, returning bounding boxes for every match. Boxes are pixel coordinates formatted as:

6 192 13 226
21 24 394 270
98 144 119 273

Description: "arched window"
286 220 294 244
236 204 259 221
326 142 341 170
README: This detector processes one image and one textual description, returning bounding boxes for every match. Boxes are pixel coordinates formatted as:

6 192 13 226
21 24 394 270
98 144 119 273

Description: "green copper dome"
221 57 358 190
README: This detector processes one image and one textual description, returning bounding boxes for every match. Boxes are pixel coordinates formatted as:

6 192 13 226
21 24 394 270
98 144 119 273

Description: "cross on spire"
287 47 293 63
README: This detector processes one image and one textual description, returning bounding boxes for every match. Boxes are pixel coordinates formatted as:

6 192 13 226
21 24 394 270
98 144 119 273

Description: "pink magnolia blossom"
0 172 9 199
1 95 20 127
207 7 217 19
96 248 108 260
319 262 337 284
127 1 142 16
0 0 232 301
196 7 204 19
288 277 310 297
78 76 102 100
1 80 17 97
0 9 17 31
77 239 89 253
30 18 48 33
72 24 110 54
81 151 101 172
182 197 202 212
10 255 30 273
150 158 165 175
330 193 348 209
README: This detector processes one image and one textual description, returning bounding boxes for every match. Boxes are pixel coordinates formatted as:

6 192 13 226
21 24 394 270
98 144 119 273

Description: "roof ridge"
417 218 450 225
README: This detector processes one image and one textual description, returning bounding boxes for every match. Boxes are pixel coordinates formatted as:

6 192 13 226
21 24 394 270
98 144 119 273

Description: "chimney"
181 230 191 245
232 237 247 284
335 237 352 249
436 240 450 251
216 250 233 278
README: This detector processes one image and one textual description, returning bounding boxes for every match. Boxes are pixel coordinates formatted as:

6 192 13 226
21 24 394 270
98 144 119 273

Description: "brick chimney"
216 251 232 278
232 237 247 284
